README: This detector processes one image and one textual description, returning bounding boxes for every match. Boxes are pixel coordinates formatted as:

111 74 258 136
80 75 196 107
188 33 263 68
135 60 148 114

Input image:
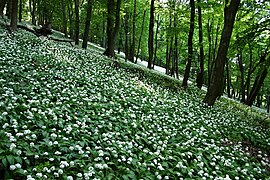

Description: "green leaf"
2 158 8 168
6 155 14 165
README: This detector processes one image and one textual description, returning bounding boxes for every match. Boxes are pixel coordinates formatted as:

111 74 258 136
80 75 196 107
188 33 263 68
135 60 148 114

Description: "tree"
61 0 68 37
196 0 204 89
147 0 155 69
10 0 18 32
130 0 137 62
104 0 122 57
246 51 269 106
203 0 241 106
74 0 80 45
182 0 195 87
82 0 93 49
135 8 146 63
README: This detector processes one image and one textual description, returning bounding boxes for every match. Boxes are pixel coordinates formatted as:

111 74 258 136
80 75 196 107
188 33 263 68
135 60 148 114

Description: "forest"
0 0 270 179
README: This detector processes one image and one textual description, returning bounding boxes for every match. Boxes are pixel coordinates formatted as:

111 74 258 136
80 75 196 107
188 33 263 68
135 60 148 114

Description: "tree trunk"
166 36 170 75
68 1 73 38
74 0 80 45
196 0 204 89
124 13 129 61
61 0 68 37
82 0 93 49
129 0 136 62
203 0 241 106
207 18 212 87
147 0 155 69
6 0 12 19
104 0 121 58
102 11 106 48
225 58 231 98
245 43 253 100
10 0 18 32
32 0 36 25
19 0 22 22
135 9 146 63
246 53 269 106
0 0 8 16
237 51 245 102
182 0 195 87
174 19 179 79
153 14 160 69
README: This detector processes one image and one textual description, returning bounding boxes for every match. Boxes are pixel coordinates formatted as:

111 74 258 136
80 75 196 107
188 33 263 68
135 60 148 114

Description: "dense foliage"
0 26 270 179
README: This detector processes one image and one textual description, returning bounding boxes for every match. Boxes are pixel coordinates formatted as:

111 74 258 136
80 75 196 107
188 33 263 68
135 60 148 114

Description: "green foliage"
0 23 269 179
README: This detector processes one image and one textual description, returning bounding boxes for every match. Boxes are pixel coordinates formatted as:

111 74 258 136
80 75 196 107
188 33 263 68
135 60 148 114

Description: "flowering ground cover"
0 27 270 180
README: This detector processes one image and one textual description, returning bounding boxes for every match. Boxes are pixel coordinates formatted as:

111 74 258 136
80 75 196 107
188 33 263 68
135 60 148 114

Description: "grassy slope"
0 25 270 179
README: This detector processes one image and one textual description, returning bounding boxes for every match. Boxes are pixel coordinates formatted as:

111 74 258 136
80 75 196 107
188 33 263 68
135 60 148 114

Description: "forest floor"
0 21 270 179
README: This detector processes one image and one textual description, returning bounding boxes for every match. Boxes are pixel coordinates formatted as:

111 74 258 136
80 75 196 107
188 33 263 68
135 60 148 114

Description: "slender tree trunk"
102 11 106 48
207 18 212 87
68 1 73 38
135 9 146 63
147 0 155 69
153 14 160 69
196 0 204 89
225 58 231 98
61 0 68 37
203 0 241 106
10 0 18 32
124 11 130 61
166 36 170 74
237 51 245 102
246 53 269 106
246 43 253 100
129 0 136 62
182 0 195 87
0 0 8 16
82 0 93 49
74 0 80 45
19 0 22 22
32 0 36 25
104 0 121 58
6 0 12 19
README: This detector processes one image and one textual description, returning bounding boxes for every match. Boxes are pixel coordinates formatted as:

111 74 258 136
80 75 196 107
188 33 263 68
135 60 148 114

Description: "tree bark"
82 0 93 49
129 0 136 62
104 0 121 58
245 43 253 100
147 0 155 69
237 51 245 102
32 0 36 25
246 53 269 106
0 0 8 16
153 14 160 69
124 10 130 61
182 0 195 87
19 0 22 22
196 0 204 89
68 1 73 38
225 58 231 98
135 9 146 63
207 18 212 87
61 0 68 37
203 0 241 106
74 0 80 45
10 0 18 32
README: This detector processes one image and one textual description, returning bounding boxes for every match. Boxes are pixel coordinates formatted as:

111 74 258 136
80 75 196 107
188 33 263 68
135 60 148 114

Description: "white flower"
36 173 43 178
16 150 22 155
77 173 83 177
10 165 16 170
30 142 35 147
34 155 39 159
58 169 63 174
31 134 37 139
67 176 74 180
49 158 54 161
3 123 9 129
70 161 75 166
10 143 16 150
157 175 162 180
15 163 21 169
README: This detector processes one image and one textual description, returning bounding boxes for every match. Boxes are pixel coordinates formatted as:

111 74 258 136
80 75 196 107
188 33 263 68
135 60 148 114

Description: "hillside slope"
0 27 269 179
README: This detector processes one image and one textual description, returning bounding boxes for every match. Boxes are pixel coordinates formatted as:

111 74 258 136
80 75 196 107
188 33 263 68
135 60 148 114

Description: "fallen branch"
16 24 74 47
